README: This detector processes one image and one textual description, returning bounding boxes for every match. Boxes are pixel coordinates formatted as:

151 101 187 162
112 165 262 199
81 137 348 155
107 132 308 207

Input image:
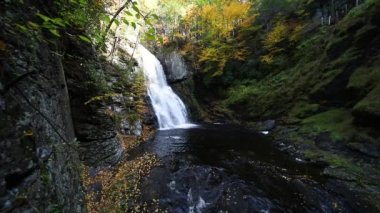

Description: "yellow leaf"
0 40 6 51
24 130 33 137
263 21 289 49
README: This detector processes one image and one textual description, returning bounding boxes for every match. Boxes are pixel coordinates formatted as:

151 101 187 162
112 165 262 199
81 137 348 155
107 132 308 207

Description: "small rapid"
133 44 194 130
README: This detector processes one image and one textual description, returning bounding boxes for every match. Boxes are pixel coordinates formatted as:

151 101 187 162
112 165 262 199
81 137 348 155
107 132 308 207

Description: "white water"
133 44 195 130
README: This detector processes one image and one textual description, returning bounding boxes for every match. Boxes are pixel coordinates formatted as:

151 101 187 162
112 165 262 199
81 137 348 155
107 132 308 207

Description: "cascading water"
133 44 194 130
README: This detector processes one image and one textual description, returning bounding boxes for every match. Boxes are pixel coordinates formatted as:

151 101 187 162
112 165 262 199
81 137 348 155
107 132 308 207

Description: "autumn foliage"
177 0 252 77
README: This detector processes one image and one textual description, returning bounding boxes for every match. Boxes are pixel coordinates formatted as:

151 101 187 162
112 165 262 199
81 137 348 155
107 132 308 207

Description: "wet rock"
248 120 276 132
160 51 189 83
133 120 142 136
323 167 357 181
315 132 335 151
326 180 380 211
36 147 53 161
0 95 5 111
347 143 380 158
143 112 156 125
120 119 132 134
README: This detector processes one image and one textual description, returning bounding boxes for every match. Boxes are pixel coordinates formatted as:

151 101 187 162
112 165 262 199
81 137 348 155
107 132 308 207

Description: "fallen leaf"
0 40 6 51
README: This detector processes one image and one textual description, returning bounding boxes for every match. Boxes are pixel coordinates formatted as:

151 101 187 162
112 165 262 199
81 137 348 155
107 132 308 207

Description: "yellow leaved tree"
180 0 253 77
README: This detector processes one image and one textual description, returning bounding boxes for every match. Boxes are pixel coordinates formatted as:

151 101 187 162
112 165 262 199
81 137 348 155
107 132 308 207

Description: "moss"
353 85 380 117
300 109 355 142
303 149 324 161
347 63 380 91
40 166 52 184
288 132 315 146
288 102 320 119
295 28 329 62
224 84 259 106
325 35 352 60
344 0 380 20
304 149 365 178
127 112 140 124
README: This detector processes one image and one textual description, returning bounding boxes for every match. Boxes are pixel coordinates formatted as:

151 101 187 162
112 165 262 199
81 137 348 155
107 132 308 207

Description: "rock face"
0 2 83 211
161 51 189 83
63 39 124 167
159 48 239 123
0 1 155 211
71 102 124 166
157 49 207 121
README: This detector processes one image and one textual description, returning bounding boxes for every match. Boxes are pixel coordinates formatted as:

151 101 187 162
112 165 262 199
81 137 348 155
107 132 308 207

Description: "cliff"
0 1 155 211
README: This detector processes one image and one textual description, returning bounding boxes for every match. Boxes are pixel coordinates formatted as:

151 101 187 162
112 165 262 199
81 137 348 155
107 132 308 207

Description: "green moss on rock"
301 109 355 142
353 85 380 118
289 102 320 119
347 62 380 91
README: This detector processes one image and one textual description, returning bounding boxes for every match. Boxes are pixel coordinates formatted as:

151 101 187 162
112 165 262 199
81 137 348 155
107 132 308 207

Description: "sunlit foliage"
175 0 253 77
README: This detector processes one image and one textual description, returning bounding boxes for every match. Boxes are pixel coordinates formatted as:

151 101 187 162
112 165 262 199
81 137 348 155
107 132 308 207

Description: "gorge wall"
0 1 155 211
0 1 84 210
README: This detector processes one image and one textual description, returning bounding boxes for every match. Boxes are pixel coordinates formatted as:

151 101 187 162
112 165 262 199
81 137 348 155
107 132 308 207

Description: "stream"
138 124 351 212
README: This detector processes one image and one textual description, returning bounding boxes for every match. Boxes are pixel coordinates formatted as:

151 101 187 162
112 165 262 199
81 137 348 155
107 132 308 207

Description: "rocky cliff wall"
0 1 156 211
0 2 84 211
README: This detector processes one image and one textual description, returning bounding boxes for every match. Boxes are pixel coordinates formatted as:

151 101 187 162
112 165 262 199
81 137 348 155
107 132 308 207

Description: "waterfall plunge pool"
136 124 352 212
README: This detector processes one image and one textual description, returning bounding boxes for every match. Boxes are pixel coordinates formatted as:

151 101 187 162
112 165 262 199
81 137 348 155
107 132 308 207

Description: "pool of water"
139 124 351 212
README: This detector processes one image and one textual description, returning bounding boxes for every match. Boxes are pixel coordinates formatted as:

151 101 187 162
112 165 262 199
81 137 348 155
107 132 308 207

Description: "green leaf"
49 29 60 37
123 19 129 25
78 35 92 43
42 22 56 30
27 21 39 29
131 22 136 30
132 5 140 14
94 34 103 45
125 11 133 16
145 32 155 41
145 19 153 26
146 35 155 41
148 28 155 34
114 19 120 26
16 24 28 32
51 18 66 27
135 13 141 19
78 0 86 6
151 14 159 20
158 36 164 45
103 15 111 23
36 13 51 22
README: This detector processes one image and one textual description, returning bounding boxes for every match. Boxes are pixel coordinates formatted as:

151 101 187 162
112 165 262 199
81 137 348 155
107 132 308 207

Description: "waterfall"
133 44 194 130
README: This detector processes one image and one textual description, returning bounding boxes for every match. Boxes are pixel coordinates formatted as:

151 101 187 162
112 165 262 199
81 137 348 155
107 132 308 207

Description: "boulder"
161 51 189 83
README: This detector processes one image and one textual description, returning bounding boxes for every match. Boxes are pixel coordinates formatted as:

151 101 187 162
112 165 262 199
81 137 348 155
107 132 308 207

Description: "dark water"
140 124 350 212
